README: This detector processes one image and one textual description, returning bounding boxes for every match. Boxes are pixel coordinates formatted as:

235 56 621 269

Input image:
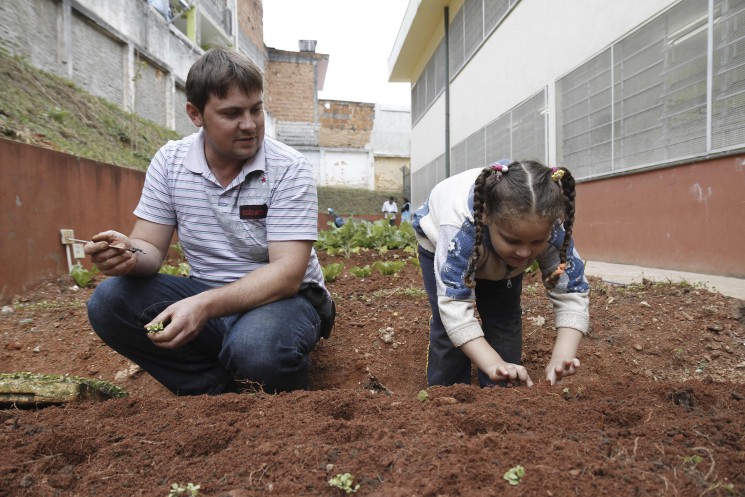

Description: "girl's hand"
545 357 580 385
486 362 533 386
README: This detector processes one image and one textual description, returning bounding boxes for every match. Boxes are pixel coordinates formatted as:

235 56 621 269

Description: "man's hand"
144 294 210 349
545 357 580 385
86 231 138 276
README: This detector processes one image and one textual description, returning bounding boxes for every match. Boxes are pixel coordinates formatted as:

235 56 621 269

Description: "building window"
557 0 745 180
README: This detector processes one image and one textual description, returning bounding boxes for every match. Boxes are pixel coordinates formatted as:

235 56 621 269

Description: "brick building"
267 44 410 192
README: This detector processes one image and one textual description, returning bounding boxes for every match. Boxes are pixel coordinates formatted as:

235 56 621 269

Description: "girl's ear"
186 102 203 127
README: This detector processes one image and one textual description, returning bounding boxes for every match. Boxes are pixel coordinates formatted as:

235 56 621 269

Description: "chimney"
298 40 317 52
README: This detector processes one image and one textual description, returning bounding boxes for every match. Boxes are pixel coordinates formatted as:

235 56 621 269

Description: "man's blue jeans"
87 274 321 395
419 246 523 387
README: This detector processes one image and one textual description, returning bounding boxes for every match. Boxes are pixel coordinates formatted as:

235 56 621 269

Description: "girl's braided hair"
464 160 577 289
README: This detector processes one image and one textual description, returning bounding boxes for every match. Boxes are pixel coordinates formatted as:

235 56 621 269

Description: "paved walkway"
585 261 745 301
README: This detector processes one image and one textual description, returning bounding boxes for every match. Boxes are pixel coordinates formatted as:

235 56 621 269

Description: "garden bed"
1 249 744 496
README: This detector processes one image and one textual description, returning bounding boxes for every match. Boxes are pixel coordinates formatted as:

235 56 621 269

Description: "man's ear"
186 102 203 127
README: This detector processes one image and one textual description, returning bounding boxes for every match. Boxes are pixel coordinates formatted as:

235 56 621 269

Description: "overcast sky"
262 0 411 108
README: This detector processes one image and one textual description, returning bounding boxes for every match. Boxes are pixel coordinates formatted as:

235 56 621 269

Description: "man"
85 48 334 395
382 196 398 226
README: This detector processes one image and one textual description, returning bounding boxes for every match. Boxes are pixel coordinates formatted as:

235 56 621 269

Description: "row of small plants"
71 219 418 288
322 258 419 283
316 218 417 258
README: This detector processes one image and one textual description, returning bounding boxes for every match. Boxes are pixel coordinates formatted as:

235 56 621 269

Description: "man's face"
187 84 265 169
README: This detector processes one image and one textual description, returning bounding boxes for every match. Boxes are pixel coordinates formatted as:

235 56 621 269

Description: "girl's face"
486 215 553 268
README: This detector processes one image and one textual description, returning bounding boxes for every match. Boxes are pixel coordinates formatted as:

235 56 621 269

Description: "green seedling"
70 263 99 288
503 465 525 486
372 260 406 276
329 473 360 494
417 390 429 402
167 482 200 497
322 263 345 282
682 454 702 466
146 322 165 334
349 265 372 278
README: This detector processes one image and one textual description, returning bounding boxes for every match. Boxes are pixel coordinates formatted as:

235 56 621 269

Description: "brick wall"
318 100 375 149
237 0 263 57
265 50 319 122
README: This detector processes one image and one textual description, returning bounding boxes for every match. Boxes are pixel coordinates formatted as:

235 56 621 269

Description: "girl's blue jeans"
419 246 523 387
87 274 321 395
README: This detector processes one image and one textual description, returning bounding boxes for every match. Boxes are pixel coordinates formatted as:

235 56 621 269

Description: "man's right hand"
86 231 138 276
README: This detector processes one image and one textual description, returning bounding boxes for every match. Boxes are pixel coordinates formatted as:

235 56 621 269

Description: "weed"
13 300 84 310
417 390 429 402
371 287 426 299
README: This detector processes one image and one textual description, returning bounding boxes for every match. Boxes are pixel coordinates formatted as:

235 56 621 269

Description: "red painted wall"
573 155 745 277
1 139 144 303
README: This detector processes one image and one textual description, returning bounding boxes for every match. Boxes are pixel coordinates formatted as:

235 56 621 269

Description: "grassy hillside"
0 48 401 215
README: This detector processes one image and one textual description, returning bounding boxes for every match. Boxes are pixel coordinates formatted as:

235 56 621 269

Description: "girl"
412 159 590 387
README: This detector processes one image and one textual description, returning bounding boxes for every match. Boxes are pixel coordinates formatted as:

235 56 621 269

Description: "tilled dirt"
1 250 744 496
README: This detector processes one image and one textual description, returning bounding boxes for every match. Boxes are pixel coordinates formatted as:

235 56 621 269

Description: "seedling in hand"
145 322 165 334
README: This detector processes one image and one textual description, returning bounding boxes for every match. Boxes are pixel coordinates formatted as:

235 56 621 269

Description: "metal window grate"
712 0 745 150
464 0 484 60
449 7 465 77
466 128 486 169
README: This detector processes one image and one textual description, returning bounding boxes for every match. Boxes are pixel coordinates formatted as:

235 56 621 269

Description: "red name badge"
239 204 268 219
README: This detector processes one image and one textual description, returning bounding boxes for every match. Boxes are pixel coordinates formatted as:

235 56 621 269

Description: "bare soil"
2 250 744 497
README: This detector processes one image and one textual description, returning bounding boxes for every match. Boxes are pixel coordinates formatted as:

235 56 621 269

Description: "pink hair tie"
490 163 509 173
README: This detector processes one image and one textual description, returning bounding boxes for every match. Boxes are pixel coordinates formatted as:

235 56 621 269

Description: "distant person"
382 196 398 226
400 197 411 223
327 208 345 228
84 47 335 396
412 159 590 387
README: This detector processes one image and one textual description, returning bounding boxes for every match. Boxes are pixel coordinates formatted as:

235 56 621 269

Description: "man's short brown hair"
185 47 263 113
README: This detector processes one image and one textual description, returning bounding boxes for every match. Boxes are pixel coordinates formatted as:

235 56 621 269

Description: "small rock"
20 318 33 325
527 316 546 327
639 301 651 307
5 342 22 350
706 323 723 334
378 326 395 344
1 305 14 314
734 362 745 369
634 344 643 351
114 363 142 380
32 346 40 353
